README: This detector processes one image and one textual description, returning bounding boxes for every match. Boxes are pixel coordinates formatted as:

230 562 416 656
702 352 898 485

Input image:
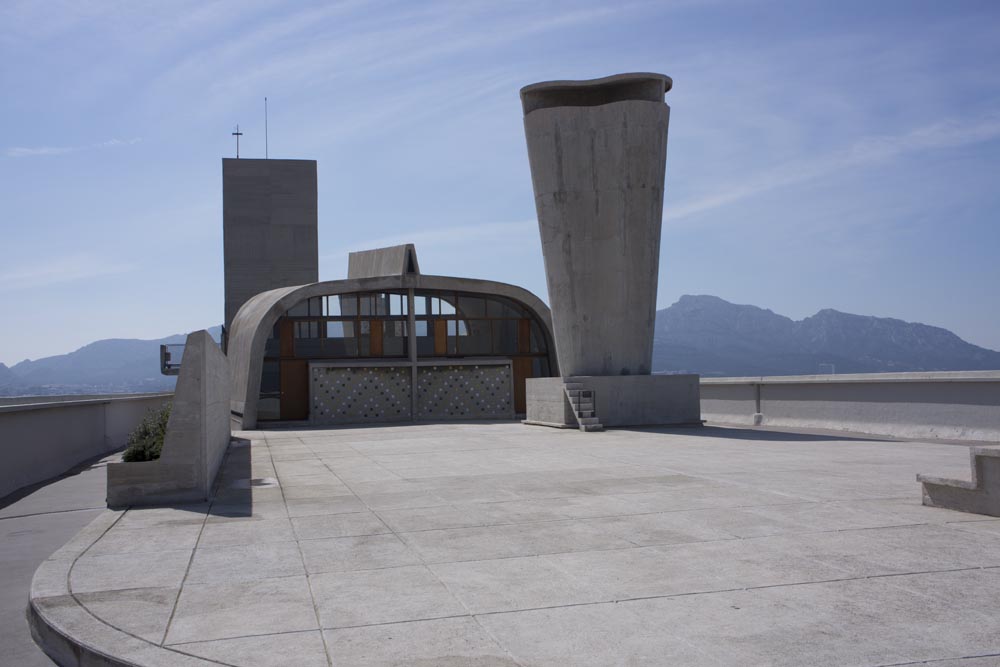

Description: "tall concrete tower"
521 73 670 377
520 73 700 428
222 158 318 346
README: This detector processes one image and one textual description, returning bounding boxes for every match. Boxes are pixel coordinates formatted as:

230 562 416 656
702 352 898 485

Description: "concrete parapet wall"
701 371 1000 442
525 378 576 427
526 374 701 428
0 393 172 500
700 381 759 426
585 374 701 427
107 330 231 507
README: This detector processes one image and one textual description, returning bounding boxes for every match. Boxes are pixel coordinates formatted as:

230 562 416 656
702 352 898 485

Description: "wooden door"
511 319 535 414
370 320 383 357
280 360 309 421
517 319 531 354
433 320 448 356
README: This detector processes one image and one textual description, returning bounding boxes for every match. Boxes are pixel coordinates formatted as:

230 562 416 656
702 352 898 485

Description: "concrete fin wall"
107 330 231 507
347 244 421 279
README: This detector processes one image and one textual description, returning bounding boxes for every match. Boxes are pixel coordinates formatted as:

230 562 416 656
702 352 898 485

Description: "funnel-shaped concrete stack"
521 73 671 377
520 73 700 429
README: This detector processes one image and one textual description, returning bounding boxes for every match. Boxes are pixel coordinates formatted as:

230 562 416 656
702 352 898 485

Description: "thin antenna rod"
264 97 269 160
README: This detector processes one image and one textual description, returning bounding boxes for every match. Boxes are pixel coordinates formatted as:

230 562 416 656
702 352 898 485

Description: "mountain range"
0 327 221 397
653 295 1000 376
1 298 997 396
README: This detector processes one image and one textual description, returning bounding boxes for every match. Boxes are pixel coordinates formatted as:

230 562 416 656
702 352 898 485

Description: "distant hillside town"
2 299 998 397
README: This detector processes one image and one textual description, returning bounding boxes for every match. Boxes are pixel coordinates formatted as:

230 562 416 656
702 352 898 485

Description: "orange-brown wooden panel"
512 357 533 414
434 320 448 356
517 319 531 354
279 319 295 358
370 320 383 357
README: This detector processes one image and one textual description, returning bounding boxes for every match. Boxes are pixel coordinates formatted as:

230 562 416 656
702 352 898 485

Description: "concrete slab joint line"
23 422 1000 665
919 447 1000 517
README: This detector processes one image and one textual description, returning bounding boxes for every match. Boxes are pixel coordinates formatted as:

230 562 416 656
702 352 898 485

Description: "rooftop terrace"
28 421 1000 666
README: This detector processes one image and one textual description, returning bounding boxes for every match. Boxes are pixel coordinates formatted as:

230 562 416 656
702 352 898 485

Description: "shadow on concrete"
255 419 521 432
614 424 896 443
0 450 119 512
206 436 254 518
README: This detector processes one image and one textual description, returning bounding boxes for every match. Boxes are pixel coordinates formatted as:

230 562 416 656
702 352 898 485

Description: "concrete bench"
918 447 1000 517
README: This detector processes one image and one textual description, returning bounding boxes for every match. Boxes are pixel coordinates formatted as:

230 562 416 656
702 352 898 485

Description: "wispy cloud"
665 114 1000 224
4 137 141 158
322 220 536 264
143 1 640 122
0 254 135 291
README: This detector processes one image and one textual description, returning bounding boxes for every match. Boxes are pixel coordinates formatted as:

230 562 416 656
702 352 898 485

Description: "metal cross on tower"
232 124 243 158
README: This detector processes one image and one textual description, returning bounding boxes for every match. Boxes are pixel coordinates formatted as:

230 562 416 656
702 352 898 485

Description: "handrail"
160 343 185 375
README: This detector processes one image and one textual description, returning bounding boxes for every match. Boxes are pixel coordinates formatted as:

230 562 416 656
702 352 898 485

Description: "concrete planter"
521 72 672 377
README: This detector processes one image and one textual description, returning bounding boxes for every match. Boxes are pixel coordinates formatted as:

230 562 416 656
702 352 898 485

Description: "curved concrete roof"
228 274 555 428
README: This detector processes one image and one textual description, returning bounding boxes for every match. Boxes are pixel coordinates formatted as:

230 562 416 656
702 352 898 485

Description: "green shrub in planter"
122 403 172 462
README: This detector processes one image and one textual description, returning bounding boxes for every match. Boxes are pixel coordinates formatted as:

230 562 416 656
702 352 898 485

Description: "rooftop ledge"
699 370 1000 385
520 72 672 115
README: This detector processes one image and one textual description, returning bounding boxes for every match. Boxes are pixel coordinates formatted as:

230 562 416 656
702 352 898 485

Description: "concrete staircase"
564 381 603 432
918 447 1000 517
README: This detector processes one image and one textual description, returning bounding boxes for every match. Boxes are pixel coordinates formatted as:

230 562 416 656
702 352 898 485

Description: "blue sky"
1 0 999 365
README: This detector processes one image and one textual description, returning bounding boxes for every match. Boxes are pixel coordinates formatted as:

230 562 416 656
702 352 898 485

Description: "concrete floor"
0 454 115 666
26 423 1000 666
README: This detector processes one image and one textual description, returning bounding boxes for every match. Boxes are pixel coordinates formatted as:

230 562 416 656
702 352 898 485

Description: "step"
919 447 1000 517
563 383 584 391
578 417 600 426
580 423 604 432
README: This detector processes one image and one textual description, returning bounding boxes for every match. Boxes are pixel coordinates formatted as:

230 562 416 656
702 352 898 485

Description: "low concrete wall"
0 393 172 500
107 330 231 507
525 378 576 427
586 374 701 427
701 371 1000 442
526 374 701 428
